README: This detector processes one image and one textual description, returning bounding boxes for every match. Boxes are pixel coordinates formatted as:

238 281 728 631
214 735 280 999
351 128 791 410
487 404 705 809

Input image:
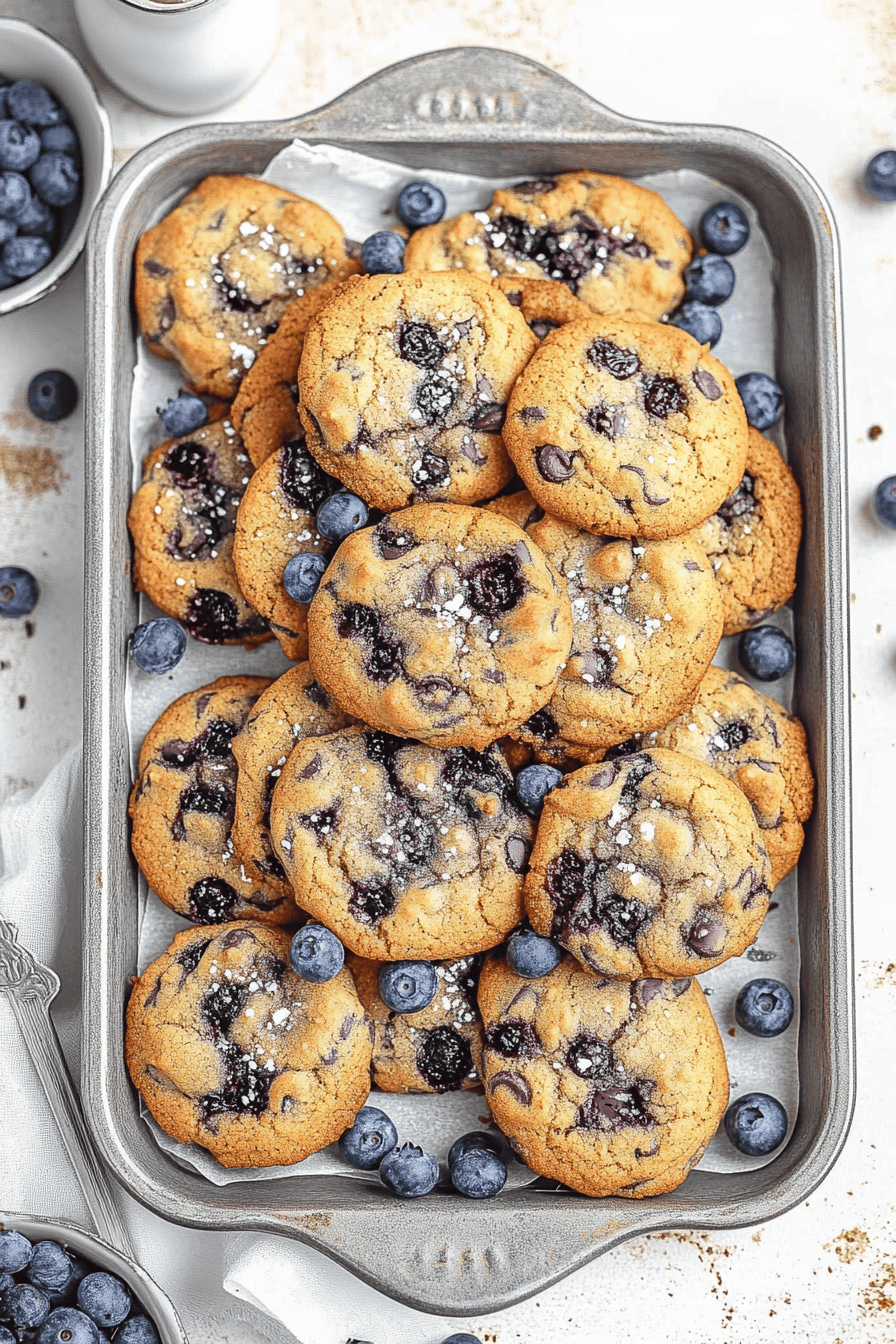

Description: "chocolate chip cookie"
492 276 591 339
349 953 483 1093
126 922 372 1168
478 954 728 1198
135 175 360 399
129 676 303 925
687 428 802 635
307 503 573 750
525 747 772 979
230 663 358 901
650 665 813 886
128 417 270 648
504 315 749 539
511 519 723 753
269 726 534 960
232 438 340 660
404 173 692 320
297 272 537 510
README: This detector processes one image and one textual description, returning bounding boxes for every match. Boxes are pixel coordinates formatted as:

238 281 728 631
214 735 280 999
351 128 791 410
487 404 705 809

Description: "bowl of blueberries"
0 19 112 314
0 1217 185 1344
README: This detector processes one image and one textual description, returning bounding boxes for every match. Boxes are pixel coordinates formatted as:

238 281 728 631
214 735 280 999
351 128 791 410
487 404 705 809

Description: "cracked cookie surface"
650 666 813 886
126 922 372 1168
135 175 359 399
504 315 748 539
297 272 537 510
307 503 573 750
525 747 772 979
269 726 534 960
129 676 302 925
404 173 691 320
128 417 270 648
478 954 728 1198
231 663 359 902
350 953 483 1093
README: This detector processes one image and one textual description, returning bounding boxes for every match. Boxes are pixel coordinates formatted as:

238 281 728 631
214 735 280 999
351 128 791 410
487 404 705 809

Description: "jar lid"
115 0 219 13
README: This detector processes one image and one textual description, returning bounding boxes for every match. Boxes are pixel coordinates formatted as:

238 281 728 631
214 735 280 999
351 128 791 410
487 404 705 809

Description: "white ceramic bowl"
0 1213 186 1343
0 19 112 315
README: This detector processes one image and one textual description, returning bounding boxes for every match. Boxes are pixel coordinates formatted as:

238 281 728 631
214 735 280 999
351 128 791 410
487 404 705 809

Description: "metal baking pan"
82 47 853 1315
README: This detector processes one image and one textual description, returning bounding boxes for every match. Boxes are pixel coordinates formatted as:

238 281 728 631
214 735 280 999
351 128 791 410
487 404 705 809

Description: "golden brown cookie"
492 275 592 339
483 488 545 532
126 922 372 1168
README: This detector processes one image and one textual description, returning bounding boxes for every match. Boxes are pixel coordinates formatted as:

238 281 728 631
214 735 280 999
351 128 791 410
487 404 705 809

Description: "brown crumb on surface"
0 441 68 496
861 1260 896 1315
869 425 884 439
17 695 25 710
828 1227 870 1263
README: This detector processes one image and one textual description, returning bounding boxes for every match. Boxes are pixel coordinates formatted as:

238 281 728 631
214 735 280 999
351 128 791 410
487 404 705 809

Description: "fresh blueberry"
0 217 15 245
0 85 8 120
0 1326 13 1344
724 1091 788 1155
0 1230 33 1272
30 152 80 207
735 978 794 1037
865 150 896 201
396 181 447 229
3 234 52 278
668 301 722 348
448 1130 510 1168
683 253 735 306
0 170 31 219
735 371 784 430
116 1317 161 1344
514 763 562 815
289 923 345 982
379 1142 440 1198
15 191 55 239
27 369 78 421
378 960 438 1013
130 617 187 674
4 1283 50 1333
442 1336 484 1344
0 566 40 618
282 551 327 603
0 120 41 172
0 261 15 290
316 490 369 543
506 928 563 980
874 476 896 528
0 1270 13 1299
159 391 207 437
35 1306 100 1344
361 231 405 275
700 201 750 256
450 1147 507 1198
76 1274 131 1329
7 80 64 127
338 1105 399 1170
738 625 794 681
27 1243 73 1294
40 123 81 161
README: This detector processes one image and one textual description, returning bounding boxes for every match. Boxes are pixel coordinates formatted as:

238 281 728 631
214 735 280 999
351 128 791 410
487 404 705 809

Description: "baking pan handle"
284 47 641 143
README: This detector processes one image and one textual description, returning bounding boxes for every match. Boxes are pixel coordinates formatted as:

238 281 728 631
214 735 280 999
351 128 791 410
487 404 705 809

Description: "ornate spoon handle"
0 916 132 1253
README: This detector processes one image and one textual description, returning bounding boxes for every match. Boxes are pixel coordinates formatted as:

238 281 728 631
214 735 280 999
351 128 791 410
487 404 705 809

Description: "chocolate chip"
279 438 338 512
715 720 751 750
642 374 687 419
175 939 212 977
585 402 627 439
580 647 615 687
577 1085 651 1131
694 368 722 400
416 1025 474 1091
376 523 416 560
469 402 506 432
670 977 692 996
686 912 726 957
416 676 457 709
588 337 640 380
297 800 341 839
143 258 169 277
530 319 560 340
637 977 664 1005
304 679 330 709
733 867 771 909
717 472 757 524
482 669 505 683
411 451 450 490
519 405 547 423
566 1034 613 1081
489 1070 532 1105
512 179 557 195
178 781 234 819
399 322 446 368
619 463 671 507
485 1021 539 1058
588 765 618 790
505 834 531 873
296 752 323 780
160 718 238 769
188 877 239 922
535 444 575 483
523 706 560 741
465 552 525 616
684 560 702 571
656 258 672 271
339 1014 356 1040
504 288 523 307
349 878 396 924
462 440 488 465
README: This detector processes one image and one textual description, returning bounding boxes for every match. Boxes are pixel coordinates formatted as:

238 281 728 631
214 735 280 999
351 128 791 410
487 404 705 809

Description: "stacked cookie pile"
124 173 812 1195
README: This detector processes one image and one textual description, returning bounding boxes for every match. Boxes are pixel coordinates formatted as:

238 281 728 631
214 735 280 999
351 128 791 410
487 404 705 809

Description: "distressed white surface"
0 0 895 1339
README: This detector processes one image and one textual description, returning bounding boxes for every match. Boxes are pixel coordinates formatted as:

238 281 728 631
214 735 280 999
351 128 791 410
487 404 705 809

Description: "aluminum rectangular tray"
82 47 854 1316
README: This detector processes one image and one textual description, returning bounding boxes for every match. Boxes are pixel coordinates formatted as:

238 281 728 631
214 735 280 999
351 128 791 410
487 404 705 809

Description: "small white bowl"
0 19 112 316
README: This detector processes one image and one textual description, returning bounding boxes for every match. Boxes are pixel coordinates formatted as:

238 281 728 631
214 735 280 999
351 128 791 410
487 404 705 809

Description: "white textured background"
0 0 894 1340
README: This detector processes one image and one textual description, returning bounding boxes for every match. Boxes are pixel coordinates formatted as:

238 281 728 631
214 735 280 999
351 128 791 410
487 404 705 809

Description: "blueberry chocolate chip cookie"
135 175 360 399
404 173 692 320
127 417 270 648
230 663 358 900
232 438 340 660
511 517 723 754
307 503 573 750
492 276 592 340
129 676 303 925
477 954 728 1198
504 315 749 540
686 427 803 635
269 726 534 960
231 287 341 470
126 922 372 1167
525 748 772 979
650 666 813 886
297 272 537 511
349 953 483 1093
